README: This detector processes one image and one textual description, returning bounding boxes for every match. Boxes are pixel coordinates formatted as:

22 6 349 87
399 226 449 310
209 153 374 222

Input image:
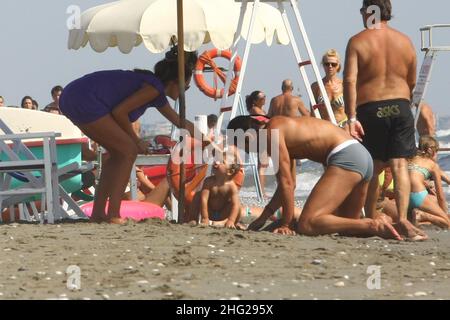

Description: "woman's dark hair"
138 46 197 85
362 0 392 21
227 115 270 132
245 91 263 112
21 96 33 108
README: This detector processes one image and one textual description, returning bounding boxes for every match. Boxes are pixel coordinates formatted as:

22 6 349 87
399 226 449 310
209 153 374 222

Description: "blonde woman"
311 49 347 126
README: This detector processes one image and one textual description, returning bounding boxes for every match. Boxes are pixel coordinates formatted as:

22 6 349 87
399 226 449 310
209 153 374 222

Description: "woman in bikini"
311 49 347 127
407 136 450 228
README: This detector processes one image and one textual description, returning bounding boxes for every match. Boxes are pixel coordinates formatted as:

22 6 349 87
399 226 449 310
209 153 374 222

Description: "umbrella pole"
177 0 186 223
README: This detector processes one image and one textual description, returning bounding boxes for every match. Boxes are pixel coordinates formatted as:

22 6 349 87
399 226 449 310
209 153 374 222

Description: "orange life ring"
167 137 245 206
194 48 242 99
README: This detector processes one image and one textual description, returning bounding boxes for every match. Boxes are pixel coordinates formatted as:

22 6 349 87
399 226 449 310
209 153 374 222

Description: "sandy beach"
1 206 449 300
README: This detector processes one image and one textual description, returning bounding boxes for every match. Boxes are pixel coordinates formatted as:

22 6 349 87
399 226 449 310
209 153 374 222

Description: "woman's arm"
111 85 161 145
439 168 450 185
157 104 202 139
432 164 448 213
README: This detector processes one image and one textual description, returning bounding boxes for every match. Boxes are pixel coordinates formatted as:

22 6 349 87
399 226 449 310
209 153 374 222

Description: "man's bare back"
268 94 309 118
267 116 351 164
345 25 416 106
417 102 436 137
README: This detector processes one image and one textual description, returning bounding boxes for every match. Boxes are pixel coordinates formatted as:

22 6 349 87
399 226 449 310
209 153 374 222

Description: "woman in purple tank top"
60 49 199 224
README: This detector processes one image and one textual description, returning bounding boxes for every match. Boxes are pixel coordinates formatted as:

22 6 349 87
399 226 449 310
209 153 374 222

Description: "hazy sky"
1 0 449 125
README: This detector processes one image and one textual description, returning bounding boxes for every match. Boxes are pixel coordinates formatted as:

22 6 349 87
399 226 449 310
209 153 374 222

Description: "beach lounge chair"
0 109 92 223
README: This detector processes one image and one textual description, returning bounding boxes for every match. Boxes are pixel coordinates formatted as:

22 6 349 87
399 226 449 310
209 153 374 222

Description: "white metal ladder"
217 0 337 124
412 24 450 132
214 0 337 202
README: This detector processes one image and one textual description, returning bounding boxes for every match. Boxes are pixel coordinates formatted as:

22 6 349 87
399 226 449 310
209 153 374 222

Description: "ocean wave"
436 129 450 138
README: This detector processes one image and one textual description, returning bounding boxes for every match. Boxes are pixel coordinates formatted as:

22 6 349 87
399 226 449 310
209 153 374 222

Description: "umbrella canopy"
68 0 290 54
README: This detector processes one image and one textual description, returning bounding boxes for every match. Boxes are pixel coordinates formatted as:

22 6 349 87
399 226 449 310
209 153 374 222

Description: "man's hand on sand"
347 121 365 142
372 217 402 240
248 216 267 231
273 226 296 236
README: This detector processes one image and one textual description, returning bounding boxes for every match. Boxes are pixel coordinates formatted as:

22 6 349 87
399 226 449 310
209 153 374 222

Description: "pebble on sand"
334 281 345 287
414 291 427 297
404 282 413 287
430 262 436 266
312 259 322 265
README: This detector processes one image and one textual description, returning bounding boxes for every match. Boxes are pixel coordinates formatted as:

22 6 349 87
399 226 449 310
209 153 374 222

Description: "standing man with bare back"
268 80 310 118
344 0 427 240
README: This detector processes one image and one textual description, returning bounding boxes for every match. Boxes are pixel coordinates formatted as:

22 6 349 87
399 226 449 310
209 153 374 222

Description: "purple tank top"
60 70 168 124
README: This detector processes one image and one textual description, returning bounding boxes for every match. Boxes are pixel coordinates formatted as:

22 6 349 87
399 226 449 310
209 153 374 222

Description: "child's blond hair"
418 135 439 158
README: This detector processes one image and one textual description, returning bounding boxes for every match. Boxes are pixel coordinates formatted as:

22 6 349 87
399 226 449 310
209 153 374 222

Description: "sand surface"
1 217 449 300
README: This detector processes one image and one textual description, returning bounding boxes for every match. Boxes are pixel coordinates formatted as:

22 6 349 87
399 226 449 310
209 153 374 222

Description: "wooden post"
177 0 186 223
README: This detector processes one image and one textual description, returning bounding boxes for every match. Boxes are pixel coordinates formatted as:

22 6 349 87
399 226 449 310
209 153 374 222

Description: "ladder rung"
0 160 46 172
220 106 233 113
298 60 312 67
312 103 324 110
0 188 47 196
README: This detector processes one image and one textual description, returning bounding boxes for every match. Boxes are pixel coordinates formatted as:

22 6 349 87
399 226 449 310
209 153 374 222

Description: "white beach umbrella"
68 0 290 54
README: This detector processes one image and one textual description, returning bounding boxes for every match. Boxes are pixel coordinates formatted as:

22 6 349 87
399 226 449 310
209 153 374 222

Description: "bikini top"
408 163 432 180
317 94 345 110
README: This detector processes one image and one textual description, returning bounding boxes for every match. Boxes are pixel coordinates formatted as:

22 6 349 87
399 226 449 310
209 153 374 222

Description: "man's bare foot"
394 219 428 241
108 217 128 225
372 218 402 240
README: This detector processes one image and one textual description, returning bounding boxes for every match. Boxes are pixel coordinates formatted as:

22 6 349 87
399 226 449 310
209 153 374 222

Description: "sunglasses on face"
324 62 338 68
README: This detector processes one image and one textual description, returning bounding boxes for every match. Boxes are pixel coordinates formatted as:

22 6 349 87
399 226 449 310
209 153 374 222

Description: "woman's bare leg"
143 178 170 208
79 115 138 223
418 195 450 228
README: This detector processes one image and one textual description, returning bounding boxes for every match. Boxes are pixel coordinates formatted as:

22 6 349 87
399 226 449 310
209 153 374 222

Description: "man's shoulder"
272 94 283 101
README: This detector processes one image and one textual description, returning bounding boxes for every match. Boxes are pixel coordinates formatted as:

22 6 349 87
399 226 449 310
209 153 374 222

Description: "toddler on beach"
187 152 245 229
